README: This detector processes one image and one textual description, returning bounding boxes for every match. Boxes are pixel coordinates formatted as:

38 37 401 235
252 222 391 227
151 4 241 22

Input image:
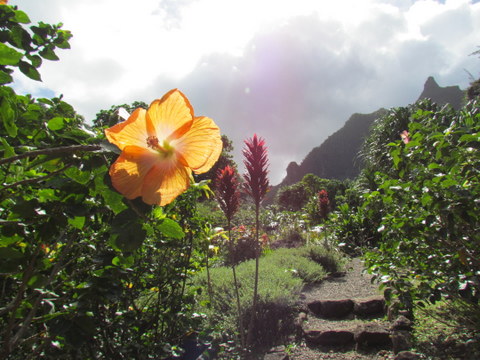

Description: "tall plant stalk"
214 166 244 349
242 135 269 350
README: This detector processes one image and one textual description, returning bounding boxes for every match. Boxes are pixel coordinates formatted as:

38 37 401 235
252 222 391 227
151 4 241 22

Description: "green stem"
228 218 245 350
246 201 260 349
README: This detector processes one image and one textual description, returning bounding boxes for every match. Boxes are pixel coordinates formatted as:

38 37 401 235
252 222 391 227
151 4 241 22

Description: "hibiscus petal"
176 116 223 174
141 160 192 206
146 89 194 141
105 108 148 151
109 145 158 200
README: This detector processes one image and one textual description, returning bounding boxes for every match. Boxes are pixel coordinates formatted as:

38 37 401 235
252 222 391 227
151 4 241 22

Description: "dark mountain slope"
264 77 465 204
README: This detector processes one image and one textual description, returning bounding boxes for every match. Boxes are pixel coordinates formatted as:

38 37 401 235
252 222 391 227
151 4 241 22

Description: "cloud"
9 0 480 184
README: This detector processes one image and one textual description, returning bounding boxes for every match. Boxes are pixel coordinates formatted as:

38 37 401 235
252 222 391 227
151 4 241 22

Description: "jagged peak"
424 76 440 91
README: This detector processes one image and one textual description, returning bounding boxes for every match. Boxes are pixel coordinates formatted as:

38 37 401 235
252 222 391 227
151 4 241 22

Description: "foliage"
349 99 480 320
0 4 72 85
276 174 346 222
413 300 480 359
297 244 345 274
0 5 214 358
276 182 308 211
194 246 331 351
92 101 148 129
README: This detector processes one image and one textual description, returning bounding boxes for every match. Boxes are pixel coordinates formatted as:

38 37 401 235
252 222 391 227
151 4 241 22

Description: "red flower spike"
318 189 330 220
215 165 240 222
243 134 270 205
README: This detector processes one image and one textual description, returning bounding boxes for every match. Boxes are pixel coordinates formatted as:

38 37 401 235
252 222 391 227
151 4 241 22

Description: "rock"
354 323 391 347
263 345 289 360
307 299 354 318
392 315 413 331
353 296 386 317
263 352 289 360
394 350 421 360
304 329 354 346
391 330 412 353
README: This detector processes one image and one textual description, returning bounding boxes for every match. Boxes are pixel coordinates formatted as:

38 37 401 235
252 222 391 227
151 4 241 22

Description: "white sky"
9 0 480 184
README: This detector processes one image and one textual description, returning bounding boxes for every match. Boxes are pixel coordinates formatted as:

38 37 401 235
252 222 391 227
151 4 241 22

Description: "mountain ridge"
264 77 465 204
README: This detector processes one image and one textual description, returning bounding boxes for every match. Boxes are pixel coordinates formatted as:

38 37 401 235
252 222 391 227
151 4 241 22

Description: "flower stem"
228 219 245 350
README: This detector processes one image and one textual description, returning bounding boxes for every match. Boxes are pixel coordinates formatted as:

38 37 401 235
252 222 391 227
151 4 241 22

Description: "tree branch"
0 144 102 166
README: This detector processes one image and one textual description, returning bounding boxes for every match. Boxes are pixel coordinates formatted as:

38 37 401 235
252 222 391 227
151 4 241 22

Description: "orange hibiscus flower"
105 89 222 206
0 0 8 4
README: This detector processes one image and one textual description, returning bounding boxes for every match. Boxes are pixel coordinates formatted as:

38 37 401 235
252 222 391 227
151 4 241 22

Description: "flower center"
146 136 175 158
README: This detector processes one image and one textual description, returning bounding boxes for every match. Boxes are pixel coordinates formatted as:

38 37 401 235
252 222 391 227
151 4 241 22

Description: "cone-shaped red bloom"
215 165 240 222
318 189 330 220
243 134 269 205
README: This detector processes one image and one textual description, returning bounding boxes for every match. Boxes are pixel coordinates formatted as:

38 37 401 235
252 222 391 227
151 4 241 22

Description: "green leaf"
0 43 23 65
0 247 24 260
19 60 42 81
158 218 185 239
68 216 85 230
0 96 17 137
47 117 65 131
94 176 127 214
10 25 32 50
112 255 134 268
39 47 59 61
14 10 31 24
0 235 21 247
27 54 42 68
0 71 13 84
1 138 15 157
65 167 91 185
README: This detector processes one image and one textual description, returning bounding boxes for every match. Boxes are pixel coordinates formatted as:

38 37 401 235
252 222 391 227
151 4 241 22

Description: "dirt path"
288 258 396 360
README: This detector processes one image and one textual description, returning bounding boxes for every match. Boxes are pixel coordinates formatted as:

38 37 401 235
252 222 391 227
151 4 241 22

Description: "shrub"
298 244 345 274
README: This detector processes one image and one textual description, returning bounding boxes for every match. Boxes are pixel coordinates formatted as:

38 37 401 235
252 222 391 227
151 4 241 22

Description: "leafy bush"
413 300 480 359
352 99 480 321
298 244 345 274
0 5 217 358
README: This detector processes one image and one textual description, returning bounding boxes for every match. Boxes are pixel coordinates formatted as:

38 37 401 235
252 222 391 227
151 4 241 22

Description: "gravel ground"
301 258 382 303
288 257 396 360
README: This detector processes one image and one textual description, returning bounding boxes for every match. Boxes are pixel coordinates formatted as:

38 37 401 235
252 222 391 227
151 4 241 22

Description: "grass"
192 244 345 353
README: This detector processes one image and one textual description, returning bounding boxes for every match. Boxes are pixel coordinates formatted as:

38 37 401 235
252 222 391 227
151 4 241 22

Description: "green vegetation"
1 2 479 359
194 245 343 353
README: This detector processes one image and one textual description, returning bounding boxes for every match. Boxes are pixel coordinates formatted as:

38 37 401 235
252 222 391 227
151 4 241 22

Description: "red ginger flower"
243 134 269 205
215 165 240 222
318 189 330 220
105 89 222 206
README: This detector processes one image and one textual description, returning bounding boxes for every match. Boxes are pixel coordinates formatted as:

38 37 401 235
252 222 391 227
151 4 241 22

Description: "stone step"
304 322 391 348
297 312 414 352
307 295 385 319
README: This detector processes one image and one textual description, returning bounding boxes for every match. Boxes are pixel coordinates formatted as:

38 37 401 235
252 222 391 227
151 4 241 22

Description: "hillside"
264 77 465 204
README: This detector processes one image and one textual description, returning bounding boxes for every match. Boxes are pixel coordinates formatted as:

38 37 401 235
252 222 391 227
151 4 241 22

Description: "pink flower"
400 130 410 144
